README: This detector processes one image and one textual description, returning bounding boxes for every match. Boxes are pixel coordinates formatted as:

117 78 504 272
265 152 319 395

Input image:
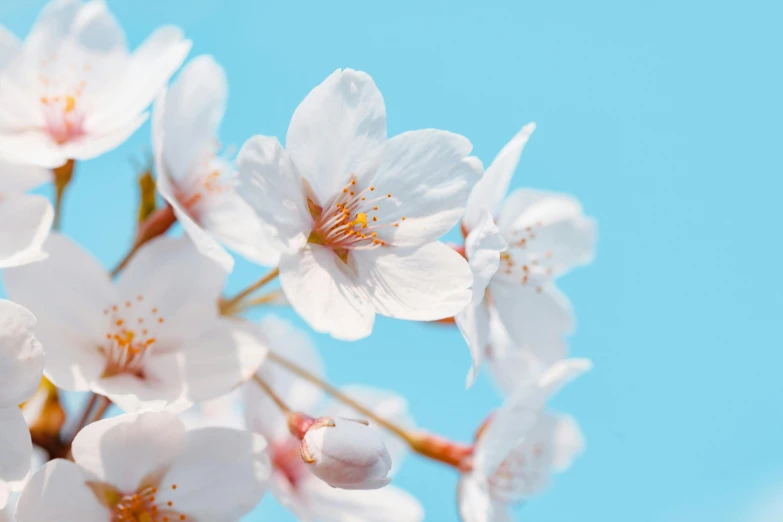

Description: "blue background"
2 1 782 521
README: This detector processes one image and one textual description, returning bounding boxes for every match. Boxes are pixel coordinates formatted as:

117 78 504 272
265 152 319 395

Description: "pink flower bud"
300 416 392 490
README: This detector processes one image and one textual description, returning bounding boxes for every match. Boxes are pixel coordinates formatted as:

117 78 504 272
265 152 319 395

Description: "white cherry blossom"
457 124 596 388
237 68 481 340
0 0 191 168
0 300 44 511
3 234 267 412
244 315 424 521
15 411 270 521
458 359 591 522
152 55 278 272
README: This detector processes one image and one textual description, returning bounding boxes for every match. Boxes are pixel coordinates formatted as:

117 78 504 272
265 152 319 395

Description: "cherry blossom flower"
244 315 424 521
0 447 47 522
457 124 596 388
152 55 278 272
458 359 591 522
15 410 270 521
3 234 267 412
0 0 191 168
237 68 481 340
0 300 44 511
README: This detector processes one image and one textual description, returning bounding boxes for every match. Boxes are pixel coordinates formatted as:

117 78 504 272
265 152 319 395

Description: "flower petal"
0 195 53 269
367 130 482 246
71 411 186 493
155 428 269 520
0 131 64 169
279 244 375 341
60 113 148 161
465 211 507 303
69 0 128 54
0 158 51 194
0 408 32 485
236 135 311 254
456 300 491 390
463 123 536 231
16 0 81 64
15 459 108 522
302 478 424 522
286 69 387 201
0 300 43 408
354 241 472 321
551 414 585 472
0 26 20 69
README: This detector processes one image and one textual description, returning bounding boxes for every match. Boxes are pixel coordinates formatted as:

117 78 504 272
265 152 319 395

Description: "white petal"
321 385 414 476
0 26 20 69
538 357 592 397
156 428 269 520
355 241 472 321
71 411 186 493
457 476 491 522
455 300 491 389
15 459 108 522
166 195 236 272
60 113 148 161
16 0 81 64
279 244 375 341
245 315 324 441
0 300 43 408
86 26 191 133
0 195 53 269
180 319 268 402
236 135 311 254
463 123 536 231
367 130 481 246
69 0 128 53
0 131 64 169
0 408 32 485
302 478 424 522
551 414 585 472
286 69 386 201
0 158 51 194
465 211 507 303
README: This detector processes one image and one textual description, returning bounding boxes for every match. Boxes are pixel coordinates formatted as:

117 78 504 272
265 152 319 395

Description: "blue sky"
1 0 782 520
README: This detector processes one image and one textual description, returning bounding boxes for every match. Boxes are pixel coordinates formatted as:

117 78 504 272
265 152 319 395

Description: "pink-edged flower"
152 55 278 272
244 315 424 521
0 300 44 511
15 411 270 521
457 124 597 388
3 234 267 412
458 359 591 522
237 68 481 340
0 0 191 168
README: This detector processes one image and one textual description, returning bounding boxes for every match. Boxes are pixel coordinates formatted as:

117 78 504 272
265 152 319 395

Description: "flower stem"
110 204 177 276
220 267 280 315
252 373 291 415
229 289 286 315
85 396 112 426
72 393 98 436
52 160 75 231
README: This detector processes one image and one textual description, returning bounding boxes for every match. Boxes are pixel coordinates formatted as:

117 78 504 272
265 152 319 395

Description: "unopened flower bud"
300 416 392 490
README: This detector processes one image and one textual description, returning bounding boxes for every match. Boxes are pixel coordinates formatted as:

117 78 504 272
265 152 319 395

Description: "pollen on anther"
112 305 118 311
370 187 375 191
401 216 406 221
343 188 348 193
116 319 124 326
387 193 391 198
372 216 377 222
137 295 144 301
171 484 177 490
351 180 356 185
125 301 132 307
373 206 378 210
158 317 165 324
168 501 173 507
152 308 158 314
380 240 386 246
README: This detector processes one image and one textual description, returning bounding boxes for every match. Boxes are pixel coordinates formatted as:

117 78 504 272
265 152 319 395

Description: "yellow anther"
354 213 368 228
64 95 76 113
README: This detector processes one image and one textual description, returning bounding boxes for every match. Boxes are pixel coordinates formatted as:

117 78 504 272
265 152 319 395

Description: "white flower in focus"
458 359 591 522
244 315 424 521
457 124 596 388
0 0 191 168
237 68 481 340
4 234 267 412
301 416 392 490
153 55 278 272
0 300 43 510
15 411 270 521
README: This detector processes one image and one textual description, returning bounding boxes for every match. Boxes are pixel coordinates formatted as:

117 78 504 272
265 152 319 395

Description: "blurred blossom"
244 315 424 521
15 411 269 521
459 359 590 522
0 0 190 168
4 234 267 412
457 124 597 388
153 55 278 273
237 68 481 341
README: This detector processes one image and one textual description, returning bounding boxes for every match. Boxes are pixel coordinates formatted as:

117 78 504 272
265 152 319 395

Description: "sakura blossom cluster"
0 1 596 521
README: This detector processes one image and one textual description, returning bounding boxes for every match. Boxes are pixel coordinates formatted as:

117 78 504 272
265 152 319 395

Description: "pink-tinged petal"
301 478 424 522
456 300 491 390
0 195 53 269
71 411 186 493
236 135 311 254
15 459 108 522
354 241 472 322
465 211 507 303
0 300 43 408
86 26 191 133
245 315 324 441
0 158 51 194
286 69 387 201
463 123 536 231
279 244 375 341
367 130 482 246
155 428 269 520
0 407 32 485
60 113 148 161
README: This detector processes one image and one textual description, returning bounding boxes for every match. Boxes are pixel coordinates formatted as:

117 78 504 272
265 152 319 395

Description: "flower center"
37 55 91 144
488 442 550 502
88 480 188 522
99 295 165 378
307 179 405 261
494 220 552 293
271 438 308 489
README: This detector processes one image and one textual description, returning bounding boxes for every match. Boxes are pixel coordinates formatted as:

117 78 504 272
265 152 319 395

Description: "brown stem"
52 160 75 231
110 205 177 276
252 374 291 415
72 393 98 437
220 267 280 315
85 396 112 426
229 289 286 315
